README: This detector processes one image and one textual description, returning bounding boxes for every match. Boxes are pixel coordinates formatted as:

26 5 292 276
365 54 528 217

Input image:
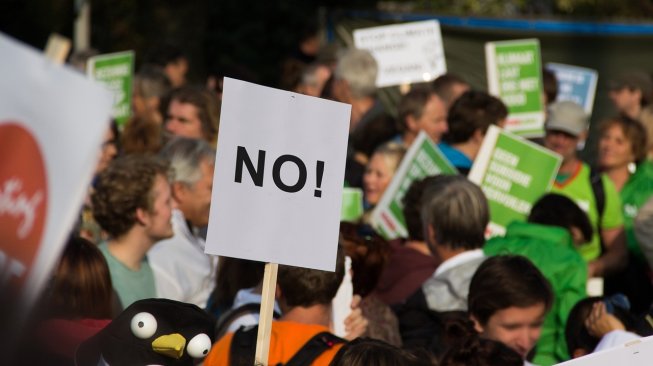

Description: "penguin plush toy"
75 298 216 366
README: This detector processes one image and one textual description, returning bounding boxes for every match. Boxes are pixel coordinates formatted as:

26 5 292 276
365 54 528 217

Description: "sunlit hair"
334 49 378 98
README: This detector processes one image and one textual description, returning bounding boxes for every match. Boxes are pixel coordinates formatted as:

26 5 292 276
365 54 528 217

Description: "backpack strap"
589 166 606 251
216 302 280 340
229 325 258 366
284 331 346 366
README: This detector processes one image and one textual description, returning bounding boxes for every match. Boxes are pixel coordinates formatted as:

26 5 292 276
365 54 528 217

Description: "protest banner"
0 33 113 325
546 62 599 115
469 125 561 237
555 335 652 365
486 38 545 137
87 51 134 127
205 77 350 364
370 131 457 240
353 20 447 88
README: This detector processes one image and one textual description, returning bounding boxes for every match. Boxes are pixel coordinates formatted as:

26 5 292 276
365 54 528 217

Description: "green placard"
341 188 363 222
469 126 561 236
371 131 457 239
87 51 134 127
486 39 544 137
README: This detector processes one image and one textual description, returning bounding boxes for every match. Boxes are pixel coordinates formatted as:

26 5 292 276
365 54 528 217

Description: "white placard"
206 78 351 271
555 335 652 365
354 20 447 88
0 33 113 306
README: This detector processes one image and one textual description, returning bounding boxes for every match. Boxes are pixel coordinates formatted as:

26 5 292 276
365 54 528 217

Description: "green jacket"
485 221 588 366
621 161 653 261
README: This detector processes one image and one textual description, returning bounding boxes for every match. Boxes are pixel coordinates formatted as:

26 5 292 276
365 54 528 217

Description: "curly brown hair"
92 155 170 238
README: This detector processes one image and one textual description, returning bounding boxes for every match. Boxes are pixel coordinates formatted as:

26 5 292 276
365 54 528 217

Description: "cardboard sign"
469 126 561 236
354 20 447 88
371 131 457 240
546 62 599 115
0 33 113 306
486 39 545 137
555 335 651 365
87 51 134 127
206 78 350 271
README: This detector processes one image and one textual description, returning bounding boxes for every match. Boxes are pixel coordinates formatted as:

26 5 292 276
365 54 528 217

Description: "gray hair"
334 48 378 98
420 175 489 251
159 137 215 186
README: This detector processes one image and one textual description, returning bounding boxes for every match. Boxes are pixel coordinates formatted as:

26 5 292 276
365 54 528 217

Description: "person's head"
159 137 215 228
332 49 378 102
542 68 558 106
443 90 508 145
144 43 189 88
165 86 220 145
528 193 593 245
402 176 440 242
276 246 345 310
421 175 489 252
432 73 470 109
297 62 332 97
47 236 113 319
468 255 553 359
609 71 652 112
363 142 406 206
92 155 173 241
121 115 164 155
397 88 448 144
329 337 420 366
96 120 119 175
438 336 523 366
598 115 648 171
340 222 390 297
544 101 588 163
133 64 172 124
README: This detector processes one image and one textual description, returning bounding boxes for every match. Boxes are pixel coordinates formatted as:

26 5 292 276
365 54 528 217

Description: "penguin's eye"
187 333 212 358
130 312 158 339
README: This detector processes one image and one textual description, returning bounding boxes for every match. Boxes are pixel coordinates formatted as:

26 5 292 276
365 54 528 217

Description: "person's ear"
572 348 588 359
406 114 419 133
472 128 485 143
579 130 589 143
470 314 484 333
171 182 187 202
569 226 586 245
135 207 149 226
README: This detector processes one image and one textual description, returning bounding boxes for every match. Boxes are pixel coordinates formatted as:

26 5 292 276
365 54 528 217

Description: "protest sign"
341 187 364 222
206 77 350 272
555 335 652 365
486 39 545 137
87 51 134 127
370 131 457 239
0 33 113 311
354 20 447 88
469 126 561 236
546 62 598 115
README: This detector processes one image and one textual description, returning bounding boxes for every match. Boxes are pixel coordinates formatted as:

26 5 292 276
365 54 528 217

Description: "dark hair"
208 258 266 314
48 237 113 319
565 295 638 357
402 176 440 241
92 155 170 238
168 86 221 144
599 115 648 165
277 246 345 307
468 255 553 326
397 88 437 133
542 68 558 105
329 338 421 366
528 193 593 243
421 175 489 251
432 73 469 107
439 336 523 366
443 90 508 144
340 223 390 297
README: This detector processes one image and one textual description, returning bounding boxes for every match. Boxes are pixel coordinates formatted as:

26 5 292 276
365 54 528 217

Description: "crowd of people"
15 33 653 366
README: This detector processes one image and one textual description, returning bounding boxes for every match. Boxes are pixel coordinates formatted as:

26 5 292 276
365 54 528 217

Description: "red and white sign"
0 33 113 308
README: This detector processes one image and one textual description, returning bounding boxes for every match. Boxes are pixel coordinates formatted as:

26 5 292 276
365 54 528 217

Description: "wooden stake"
44 33 71 65
255 262 278 366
